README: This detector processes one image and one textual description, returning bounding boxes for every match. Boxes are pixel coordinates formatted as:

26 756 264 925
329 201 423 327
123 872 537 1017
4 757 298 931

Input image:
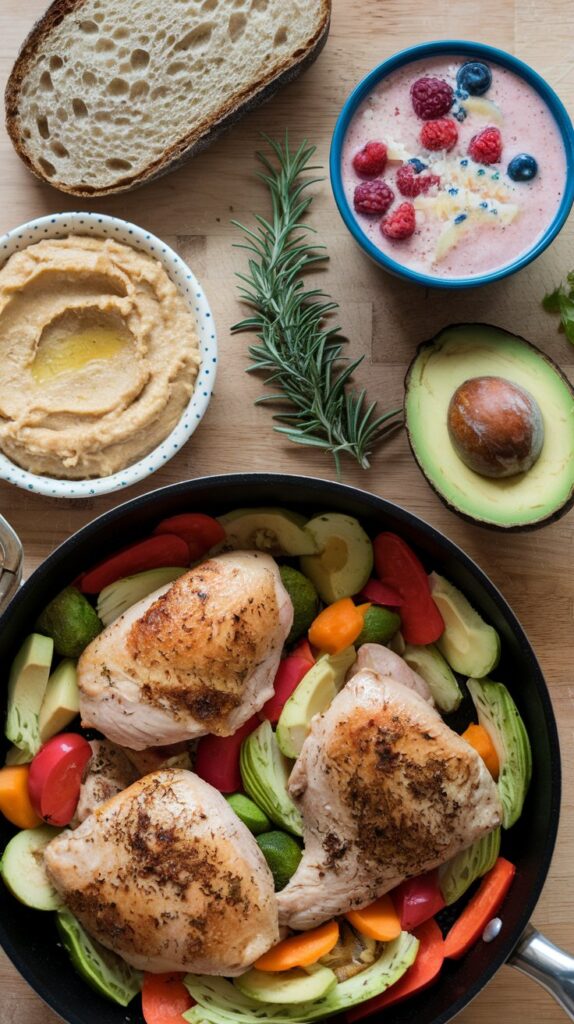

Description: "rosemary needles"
232 135 403 473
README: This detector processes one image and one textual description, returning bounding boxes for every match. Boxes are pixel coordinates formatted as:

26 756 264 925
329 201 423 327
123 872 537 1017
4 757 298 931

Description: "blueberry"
408 158 427 174
456 61 492 96
507 153 538 181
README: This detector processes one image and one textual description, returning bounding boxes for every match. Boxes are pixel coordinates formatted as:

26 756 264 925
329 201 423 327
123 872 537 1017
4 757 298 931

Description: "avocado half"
404 324 574 531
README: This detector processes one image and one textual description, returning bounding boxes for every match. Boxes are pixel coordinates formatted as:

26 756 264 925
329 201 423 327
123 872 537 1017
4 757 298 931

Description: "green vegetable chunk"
5 633 53 757
39 659 80 743
430 573 500 677
467 677 532 828
240 721 303 837
256 831 302 891
57 910 142 1006
97 566 186 626
403 643 462 713
218 508 318 556
276 647 355 759
439 827 501 905
183 932 419 1023
236 965 337 1004
279 566 319 643
36 586 102 658
225 793 271 835
300 514 373 604
1 826 62 910
356 606 400 646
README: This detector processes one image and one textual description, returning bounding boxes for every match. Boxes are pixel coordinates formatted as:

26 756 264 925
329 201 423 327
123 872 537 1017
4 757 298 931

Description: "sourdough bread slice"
6 0 330 196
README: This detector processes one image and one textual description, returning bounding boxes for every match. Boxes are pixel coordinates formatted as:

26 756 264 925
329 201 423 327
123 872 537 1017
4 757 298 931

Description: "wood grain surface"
0 1 573 1022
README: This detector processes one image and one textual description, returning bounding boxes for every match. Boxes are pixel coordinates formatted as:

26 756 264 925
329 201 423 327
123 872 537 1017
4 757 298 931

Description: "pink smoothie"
341 55 567 278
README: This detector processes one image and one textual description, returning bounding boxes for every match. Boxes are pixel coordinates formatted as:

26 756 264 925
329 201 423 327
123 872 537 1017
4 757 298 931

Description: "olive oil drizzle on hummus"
31 325 129 384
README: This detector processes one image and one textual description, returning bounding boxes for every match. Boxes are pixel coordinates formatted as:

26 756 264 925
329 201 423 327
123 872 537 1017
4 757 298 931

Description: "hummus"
0 235 201 478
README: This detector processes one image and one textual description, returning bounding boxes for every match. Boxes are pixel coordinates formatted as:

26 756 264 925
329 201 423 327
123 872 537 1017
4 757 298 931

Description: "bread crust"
5 0 331 196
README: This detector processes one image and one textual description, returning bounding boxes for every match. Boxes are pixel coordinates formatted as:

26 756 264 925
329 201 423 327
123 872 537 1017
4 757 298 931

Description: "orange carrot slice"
254 920 340 972
443 858 516 959
308 599 367 654
0 765 42 829
346 894 402 942
462 723 500 780
142 972 194 1024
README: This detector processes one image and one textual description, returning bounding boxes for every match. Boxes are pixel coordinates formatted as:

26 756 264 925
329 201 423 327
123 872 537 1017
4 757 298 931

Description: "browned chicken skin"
277 669 502 929
78 551 293 749
44 769 279 974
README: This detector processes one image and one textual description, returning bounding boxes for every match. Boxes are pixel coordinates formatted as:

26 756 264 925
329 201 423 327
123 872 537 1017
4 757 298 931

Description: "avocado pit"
447 376 544 478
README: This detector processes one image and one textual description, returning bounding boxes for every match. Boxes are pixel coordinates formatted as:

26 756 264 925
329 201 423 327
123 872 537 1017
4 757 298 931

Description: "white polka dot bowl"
0 212 217 498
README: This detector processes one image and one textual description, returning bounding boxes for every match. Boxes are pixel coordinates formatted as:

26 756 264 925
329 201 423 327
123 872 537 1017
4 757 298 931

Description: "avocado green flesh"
300 514 373 603
218 508 318 556
430 572 500 678
5 633 54 757
439 827 501 905
467 677 532 829
405 324 574 528
1 826 62 910
403 643 462 713
184 932 419 1023
56 910 142 1006
39 659 80 743
276 647 356 759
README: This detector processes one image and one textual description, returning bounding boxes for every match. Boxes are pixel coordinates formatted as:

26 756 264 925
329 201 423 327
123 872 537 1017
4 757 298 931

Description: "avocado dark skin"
404 323 574 532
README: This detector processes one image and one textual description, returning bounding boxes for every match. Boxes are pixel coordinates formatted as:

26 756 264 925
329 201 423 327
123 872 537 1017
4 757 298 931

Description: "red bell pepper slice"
392 869 445 932
358 579 403 607
260 656 313 724
194 715 260 793
373 532 444 645
443 857 516 959
291 638 316 667
153 513 225 561
80 534 190 594
28 733 93 827
142 972 194 1024
347 918 444 1020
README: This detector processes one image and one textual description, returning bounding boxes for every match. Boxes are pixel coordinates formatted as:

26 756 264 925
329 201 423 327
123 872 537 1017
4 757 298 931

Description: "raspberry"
352 141 388 177
353 180 395 214
420 119 458 152
411 77 454 119
468 126 502 165
396 163 441 197
381 202 416 240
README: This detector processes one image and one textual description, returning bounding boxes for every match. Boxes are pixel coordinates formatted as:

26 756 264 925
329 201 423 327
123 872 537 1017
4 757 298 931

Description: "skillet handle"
0 513 23 615
509 925 574 1019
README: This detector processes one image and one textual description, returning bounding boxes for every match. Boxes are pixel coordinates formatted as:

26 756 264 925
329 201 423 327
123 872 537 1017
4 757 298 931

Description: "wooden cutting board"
0 1 573 1021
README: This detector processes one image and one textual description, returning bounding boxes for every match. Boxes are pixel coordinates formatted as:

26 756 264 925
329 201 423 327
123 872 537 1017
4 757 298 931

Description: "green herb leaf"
542 271 574 346
558 293 574 344
232 134 403 471
542 287 562 314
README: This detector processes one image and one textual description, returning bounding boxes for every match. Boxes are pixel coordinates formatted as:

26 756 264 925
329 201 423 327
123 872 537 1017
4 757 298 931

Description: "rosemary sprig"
231 135 403 473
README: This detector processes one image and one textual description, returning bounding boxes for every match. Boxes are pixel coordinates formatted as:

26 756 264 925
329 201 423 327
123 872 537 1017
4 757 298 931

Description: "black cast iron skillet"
0 473 573 1024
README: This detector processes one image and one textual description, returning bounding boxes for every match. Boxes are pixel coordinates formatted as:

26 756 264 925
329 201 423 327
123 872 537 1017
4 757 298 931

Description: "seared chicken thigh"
44 769 279 974
78 551 292 749
277 669 501 930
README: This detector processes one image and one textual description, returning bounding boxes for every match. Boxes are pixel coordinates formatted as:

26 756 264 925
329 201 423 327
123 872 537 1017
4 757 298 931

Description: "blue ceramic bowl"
330 40 574 289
